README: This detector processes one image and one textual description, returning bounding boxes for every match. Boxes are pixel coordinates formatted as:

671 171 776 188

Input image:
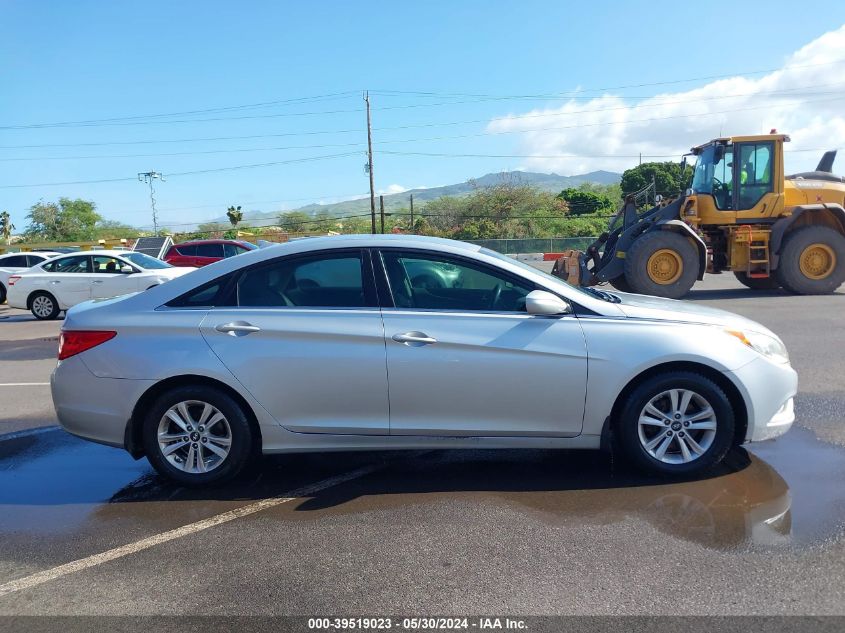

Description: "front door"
90 255 138 298
377 249 588 437
199 249 389 435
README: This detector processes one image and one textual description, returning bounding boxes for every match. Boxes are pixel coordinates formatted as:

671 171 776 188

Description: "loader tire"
733 271 780 290
624 230 699 299
776 225 845 295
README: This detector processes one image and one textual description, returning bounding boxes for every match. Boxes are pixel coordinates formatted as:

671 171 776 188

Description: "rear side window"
196 243 223 258
43 255 91 273
175 244 197 256
1 255 28 267
26 255 46 267
166 274 236 308
237 253 365 308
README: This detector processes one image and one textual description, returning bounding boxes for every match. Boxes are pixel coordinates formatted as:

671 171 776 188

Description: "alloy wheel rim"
647 249 683 285
799 243 836 280
637 388 717 465
32 296 53 317
157 400 232 474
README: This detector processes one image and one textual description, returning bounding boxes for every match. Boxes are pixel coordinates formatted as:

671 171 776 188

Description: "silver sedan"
51 235 797 486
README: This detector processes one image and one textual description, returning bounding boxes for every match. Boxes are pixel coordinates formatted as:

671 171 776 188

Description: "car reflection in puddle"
0 425 843 552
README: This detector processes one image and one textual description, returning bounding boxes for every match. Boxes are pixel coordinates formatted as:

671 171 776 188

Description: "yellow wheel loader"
553 133 845 298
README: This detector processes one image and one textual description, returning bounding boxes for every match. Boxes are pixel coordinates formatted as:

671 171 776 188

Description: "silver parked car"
51 235 797 486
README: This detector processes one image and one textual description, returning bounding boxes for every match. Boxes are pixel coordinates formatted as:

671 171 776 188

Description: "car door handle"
49 280 61 284
392 331 437 346
91 280 104 284
215 322 261 336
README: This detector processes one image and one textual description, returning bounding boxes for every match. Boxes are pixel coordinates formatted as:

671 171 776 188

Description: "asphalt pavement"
1 274 844 617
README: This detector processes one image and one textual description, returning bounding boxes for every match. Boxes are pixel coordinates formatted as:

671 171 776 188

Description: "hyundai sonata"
51 235 797 485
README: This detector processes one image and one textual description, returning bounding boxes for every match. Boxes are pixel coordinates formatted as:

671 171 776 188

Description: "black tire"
624 230 699 299
775 225 845 294
607 275 633 292
142 385 256 486
0 282 6 304
616 371 735 477
29 291 60 320
733 271 780 290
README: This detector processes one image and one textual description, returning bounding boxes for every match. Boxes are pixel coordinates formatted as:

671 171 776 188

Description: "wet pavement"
1 276 845 615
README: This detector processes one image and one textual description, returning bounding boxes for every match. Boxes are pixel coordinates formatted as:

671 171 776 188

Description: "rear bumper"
728 357 798 443
51 355 155 449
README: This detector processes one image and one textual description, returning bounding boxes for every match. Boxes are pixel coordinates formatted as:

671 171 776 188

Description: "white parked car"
0 251 61 304
7 250 195 320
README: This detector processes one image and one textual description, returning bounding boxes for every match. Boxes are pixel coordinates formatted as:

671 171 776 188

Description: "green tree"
278 211 311 233
0 211 14 244
621 161 693 198
226 205 243 227
24 198 102 242
556 188 615 216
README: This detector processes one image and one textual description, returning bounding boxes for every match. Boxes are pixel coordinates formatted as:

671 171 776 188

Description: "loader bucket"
551 250 585 286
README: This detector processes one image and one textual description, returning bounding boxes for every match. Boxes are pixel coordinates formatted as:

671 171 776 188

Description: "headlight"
726 329 790 364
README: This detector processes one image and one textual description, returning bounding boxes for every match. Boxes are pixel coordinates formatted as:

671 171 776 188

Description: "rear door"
39 255 94 306
199 248 389 434
376 248 587 437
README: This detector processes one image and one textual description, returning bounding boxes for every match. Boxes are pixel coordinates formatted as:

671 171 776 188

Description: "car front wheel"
142 385 255 486
617 372 735 476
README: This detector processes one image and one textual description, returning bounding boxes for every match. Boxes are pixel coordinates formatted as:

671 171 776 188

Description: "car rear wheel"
617 372 735 476
0 283 6 304
29 291 60 320
142 385 255 486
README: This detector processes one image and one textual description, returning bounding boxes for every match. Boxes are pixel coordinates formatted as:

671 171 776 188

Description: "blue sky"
2 0 845 232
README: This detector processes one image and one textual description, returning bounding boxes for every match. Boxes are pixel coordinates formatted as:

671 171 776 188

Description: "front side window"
737 142 774 208
92 256 124 273
381 251 532 312
44 255 91 273
691 144 733 210
237 252 365 308
223 243 245 258
175 244 197 256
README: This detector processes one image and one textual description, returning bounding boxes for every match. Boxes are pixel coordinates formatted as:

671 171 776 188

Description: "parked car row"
1 239 258 316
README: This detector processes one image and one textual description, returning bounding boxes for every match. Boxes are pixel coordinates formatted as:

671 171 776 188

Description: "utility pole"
379 195 385 234
409 193 414 233
364 91 377 235
138 171 165 236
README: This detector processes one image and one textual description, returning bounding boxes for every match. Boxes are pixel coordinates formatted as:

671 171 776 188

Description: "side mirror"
525 290 570 316
120 265 134 274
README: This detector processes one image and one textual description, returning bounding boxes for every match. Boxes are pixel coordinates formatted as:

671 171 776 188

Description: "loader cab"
688 134 787 224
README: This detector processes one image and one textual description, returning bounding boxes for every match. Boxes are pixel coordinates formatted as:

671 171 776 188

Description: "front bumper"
51 355 155 449
727 356 798 443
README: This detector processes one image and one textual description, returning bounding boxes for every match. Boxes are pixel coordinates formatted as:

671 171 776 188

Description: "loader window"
737 142 773 209
691 145 733 210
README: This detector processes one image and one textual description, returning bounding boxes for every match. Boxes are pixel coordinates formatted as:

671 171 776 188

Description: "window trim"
166 248 378 310
374 247 540 314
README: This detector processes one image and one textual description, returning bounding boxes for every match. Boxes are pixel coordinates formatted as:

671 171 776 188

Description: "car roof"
50 250 133 258
176 239 246 246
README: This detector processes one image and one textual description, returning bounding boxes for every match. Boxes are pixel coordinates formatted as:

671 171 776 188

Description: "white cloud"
487 25 845 175
378 184 409 195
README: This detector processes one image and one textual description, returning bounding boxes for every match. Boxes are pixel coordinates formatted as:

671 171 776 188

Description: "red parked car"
163 239 258 267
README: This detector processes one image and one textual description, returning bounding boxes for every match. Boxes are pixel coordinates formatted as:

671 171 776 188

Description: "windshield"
122 252 172 269
691 144 733 209
479 247 617 302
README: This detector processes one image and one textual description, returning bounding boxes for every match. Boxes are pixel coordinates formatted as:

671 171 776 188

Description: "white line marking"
0 462 380 598
0 383 50 387
0 426 60 442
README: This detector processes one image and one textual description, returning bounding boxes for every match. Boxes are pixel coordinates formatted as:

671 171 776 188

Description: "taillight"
58 330 116 361
8 275 20 286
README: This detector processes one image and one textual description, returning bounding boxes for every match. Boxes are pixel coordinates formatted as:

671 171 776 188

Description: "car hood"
613 292 778 337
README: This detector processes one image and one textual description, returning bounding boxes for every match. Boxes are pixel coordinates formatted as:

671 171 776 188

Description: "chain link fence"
465 237 597 255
